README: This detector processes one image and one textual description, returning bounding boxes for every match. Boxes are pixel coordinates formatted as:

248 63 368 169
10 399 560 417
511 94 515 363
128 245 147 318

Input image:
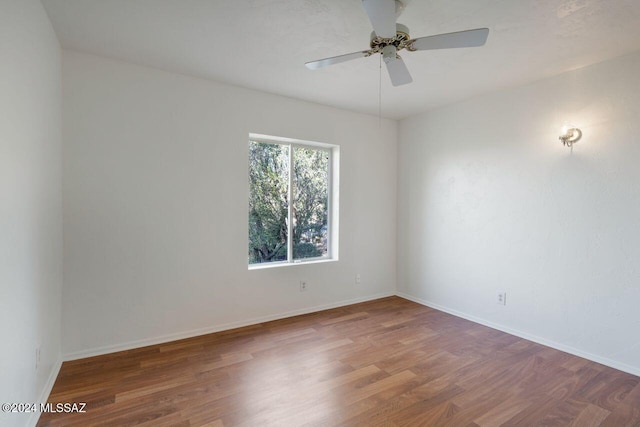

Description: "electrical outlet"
497 292 507 306
300 281 307 292
355 274 361 284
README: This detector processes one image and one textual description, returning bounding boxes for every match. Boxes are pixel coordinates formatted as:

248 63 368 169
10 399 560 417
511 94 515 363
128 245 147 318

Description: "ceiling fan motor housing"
370 23 413 54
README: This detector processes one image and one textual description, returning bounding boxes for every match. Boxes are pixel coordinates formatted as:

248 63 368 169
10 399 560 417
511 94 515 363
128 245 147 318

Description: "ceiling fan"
305 0 489 86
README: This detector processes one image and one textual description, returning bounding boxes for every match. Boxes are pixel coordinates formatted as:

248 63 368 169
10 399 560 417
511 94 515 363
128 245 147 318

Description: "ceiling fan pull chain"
379 54 382 127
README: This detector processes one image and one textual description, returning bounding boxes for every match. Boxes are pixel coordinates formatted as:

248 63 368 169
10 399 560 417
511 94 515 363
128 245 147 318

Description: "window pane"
292 146 329 260
248 141 289 264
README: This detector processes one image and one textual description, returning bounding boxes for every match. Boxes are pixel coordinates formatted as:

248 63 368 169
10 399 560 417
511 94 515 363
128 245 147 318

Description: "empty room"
2 0 640 426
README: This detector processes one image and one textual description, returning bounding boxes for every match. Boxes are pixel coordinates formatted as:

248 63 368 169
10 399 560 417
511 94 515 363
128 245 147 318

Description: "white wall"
0 0 63 426
398 50 640 375
62 51 397 357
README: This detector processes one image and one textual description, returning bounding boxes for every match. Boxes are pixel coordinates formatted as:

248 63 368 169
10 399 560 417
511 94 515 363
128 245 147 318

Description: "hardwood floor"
38 297 640 426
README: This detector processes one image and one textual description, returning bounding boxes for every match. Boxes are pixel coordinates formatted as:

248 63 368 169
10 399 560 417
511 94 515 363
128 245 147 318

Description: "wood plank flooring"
38 297 640 426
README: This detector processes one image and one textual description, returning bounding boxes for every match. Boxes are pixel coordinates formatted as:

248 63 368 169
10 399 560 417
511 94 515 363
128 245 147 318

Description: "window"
248 134 338 267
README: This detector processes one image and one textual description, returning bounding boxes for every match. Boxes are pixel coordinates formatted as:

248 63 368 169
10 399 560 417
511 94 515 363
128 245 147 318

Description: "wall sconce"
559 125 582 147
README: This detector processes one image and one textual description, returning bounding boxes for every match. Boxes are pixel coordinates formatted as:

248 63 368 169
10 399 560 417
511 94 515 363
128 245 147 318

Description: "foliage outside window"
248 137 333 266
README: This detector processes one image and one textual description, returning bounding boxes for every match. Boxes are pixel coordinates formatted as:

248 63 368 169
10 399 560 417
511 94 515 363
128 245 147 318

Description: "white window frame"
248 133 339 269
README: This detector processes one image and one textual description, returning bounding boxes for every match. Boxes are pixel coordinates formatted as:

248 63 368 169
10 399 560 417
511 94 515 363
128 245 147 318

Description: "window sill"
248 258 338 271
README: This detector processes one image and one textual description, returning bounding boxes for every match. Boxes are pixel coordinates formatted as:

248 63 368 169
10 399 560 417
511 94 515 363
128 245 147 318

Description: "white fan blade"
411 28 489 51
385 55 412 86
362 0 396 39
305 51 369 70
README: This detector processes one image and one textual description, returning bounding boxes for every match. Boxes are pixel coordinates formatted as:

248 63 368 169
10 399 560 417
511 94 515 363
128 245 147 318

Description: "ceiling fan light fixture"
382 45 397 63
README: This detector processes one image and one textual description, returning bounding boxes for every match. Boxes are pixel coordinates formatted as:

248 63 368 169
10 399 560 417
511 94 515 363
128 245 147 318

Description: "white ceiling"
41 0 640 119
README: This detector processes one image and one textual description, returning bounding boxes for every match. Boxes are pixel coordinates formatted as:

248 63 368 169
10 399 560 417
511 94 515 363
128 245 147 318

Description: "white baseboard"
396 292 640 378
28 356 63 427
64 292 395 361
